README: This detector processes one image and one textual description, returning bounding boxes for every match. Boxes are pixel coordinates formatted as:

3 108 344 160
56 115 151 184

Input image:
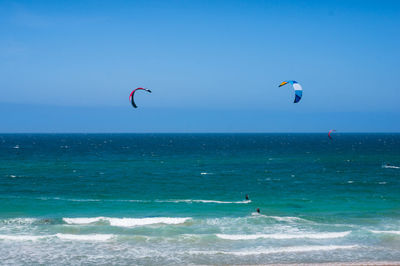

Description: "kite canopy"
279 80 303 103
129 88 152 108
328 129 336 139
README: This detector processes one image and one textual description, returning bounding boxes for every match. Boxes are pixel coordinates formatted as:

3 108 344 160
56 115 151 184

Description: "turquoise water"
0 133 399 264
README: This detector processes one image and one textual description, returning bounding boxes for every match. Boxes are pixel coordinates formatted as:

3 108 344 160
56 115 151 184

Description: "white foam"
370 230 400 235
108 217 190 227
251 212 264 216
1 218 37 225
67 198 101 202
37 197 145 202
189 245 359 256
63 217 103 224
382 165 400 169
266 215 305 222
216 231 351 240
118 199 151 203
0 234 49 241
158 199 251 204
55 234 114 241
63 217 191 227
250 214 307 222
38 197 101 202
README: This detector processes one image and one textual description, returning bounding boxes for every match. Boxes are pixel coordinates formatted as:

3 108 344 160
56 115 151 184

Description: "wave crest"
0 234 48 241
189 245 359 256
370 230 400 235
158 199 251 204
55 234 114 241
62 217 191 227
216 231 351 240
0 218 38 225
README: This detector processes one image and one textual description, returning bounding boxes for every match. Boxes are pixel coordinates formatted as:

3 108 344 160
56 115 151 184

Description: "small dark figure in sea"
256 208 260 213
245 194 249 200
40 219 51 224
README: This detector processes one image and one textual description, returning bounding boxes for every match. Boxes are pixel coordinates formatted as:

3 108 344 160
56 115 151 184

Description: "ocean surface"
0 133 399 265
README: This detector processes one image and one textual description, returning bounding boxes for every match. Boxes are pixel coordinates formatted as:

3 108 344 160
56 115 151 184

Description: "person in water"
245 194 249 200
256 208 260 213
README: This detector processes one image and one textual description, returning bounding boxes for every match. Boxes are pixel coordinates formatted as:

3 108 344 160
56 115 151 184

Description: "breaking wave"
0 234 49 241
62 217 191 227
157 199 251 204
189 245 359 256
370 230 400 235
216 231 351 240
55 233 115 241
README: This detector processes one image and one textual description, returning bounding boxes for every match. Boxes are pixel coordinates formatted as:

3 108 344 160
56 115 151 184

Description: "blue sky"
0 0 399 132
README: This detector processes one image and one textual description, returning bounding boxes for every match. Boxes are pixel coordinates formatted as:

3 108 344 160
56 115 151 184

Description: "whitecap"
55 233 114 241
37 197 101 202
266 216 305 222
0 218 37 225
108 217 190 227
0 234 49 241
216 231 351 240
382 165 400 169
189 245 359 256
250 214 307 222
200 172 213 175
158 199 251 204
63 217 103 224
66 198 101 202
63 217 191 227
370 230 400 235
251 212 265 216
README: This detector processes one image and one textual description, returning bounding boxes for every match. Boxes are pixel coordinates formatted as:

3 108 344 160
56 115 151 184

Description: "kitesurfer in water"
245 194 249 200
256 208 260 213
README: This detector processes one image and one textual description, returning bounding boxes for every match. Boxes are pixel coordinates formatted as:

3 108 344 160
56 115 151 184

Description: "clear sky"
0 0 399 132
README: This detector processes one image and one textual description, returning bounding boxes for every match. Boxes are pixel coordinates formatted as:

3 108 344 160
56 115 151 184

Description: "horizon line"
1 132 399 134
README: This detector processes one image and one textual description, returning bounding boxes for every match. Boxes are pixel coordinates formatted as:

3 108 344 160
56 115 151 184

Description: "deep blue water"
0 134 399 264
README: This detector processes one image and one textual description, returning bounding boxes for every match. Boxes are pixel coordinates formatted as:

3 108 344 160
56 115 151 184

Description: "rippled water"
0 134 399 264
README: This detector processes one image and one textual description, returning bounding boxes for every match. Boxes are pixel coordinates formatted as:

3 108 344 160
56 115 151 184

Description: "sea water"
0 133 399 265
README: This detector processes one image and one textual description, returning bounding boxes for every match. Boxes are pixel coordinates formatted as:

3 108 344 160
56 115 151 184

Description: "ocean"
0 133 399 265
